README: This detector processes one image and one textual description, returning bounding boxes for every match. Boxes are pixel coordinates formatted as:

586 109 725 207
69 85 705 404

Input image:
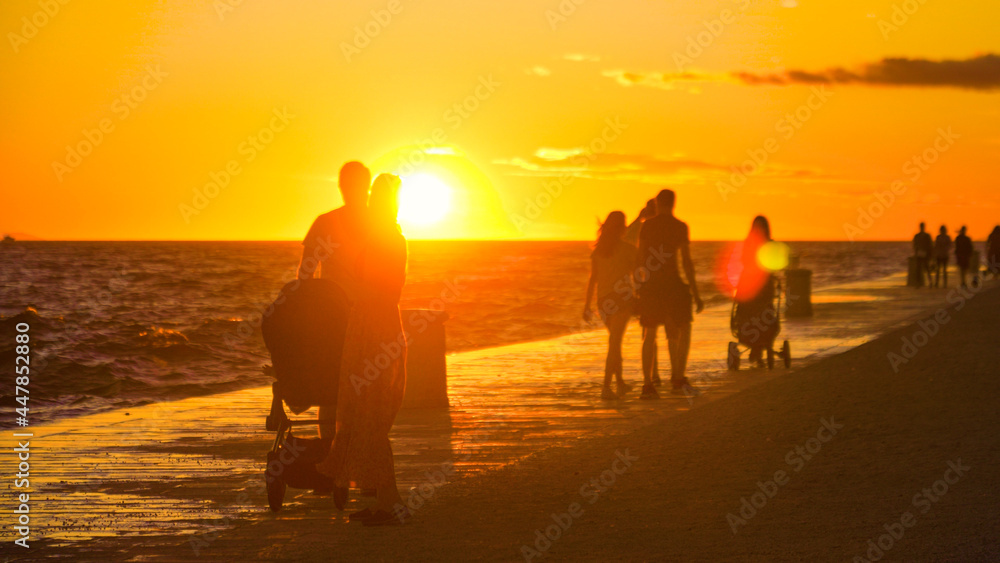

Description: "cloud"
526 66 552 77
606 54 1000 90
494 150 825 184
564 53 601 63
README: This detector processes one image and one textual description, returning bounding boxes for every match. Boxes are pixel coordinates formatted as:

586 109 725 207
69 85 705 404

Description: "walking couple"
583 189 705 401
298 161 409 526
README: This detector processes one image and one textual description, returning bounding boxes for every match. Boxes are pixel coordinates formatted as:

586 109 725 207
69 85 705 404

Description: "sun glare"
399 174 452 226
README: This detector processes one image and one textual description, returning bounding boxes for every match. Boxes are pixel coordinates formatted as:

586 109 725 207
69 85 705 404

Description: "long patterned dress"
317 226 407 489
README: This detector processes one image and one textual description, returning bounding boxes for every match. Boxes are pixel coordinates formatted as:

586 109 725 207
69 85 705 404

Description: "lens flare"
757 241 791 272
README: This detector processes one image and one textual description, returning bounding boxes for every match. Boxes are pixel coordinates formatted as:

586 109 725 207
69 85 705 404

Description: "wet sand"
5 276 999 561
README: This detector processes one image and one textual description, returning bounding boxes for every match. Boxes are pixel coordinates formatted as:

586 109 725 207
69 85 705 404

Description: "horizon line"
3 238 917 243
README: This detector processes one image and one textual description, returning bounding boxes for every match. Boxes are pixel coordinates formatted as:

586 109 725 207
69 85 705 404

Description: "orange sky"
2 0 998 241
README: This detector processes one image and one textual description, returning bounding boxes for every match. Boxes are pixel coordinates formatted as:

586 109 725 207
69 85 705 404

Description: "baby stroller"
261 279 351 512
727 276 791 371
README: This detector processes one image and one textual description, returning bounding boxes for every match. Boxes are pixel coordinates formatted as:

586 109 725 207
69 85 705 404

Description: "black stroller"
260 279 351 512
727 276 791 371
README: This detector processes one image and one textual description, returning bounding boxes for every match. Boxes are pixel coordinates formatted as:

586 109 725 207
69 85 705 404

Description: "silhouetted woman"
318 173 408 526
734 216 776 368
583 210 645 399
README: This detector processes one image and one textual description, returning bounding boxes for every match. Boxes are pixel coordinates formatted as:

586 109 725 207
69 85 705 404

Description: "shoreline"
10 265 926 430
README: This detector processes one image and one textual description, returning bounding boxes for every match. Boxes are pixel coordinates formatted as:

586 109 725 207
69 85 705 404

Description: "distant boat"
2 235 15 244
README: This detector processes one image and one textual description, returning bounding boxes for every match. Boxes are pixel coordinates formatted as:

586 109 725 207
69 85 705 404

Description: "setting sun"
398 174 452 228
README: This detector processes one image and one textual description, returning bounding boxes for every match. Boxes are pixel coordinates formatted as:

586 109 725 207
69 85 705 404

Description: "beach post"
785 268 813 317
401 309 450 408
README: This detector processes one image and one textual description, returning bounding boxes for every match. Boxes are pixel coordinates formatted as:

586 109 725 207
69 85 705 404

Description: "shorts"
596 291 634 324
637 278 692 328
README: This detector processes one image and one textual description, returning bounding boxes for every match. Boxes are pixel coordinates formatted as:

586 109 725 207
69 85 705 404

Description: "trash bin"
785 269 813 318
400 309 449 408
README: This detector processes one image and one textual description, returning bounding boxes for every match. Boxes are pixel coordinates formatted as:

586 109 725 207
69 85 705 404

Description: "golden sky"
2 0 998 241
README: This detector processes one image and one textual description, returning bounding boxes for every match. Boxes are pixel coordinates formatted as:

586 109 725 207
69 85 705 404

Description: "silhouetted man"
934 225 952 288
955 226 973 288
298 161 371 439
634 189 704 398
912 222 933 288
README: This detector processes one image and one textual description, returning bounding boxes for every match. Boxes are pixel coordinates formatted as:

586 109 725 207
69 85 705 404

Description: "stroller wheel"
727 342 740 370
782 340 791 368
766 348 775 370
266 451 286 512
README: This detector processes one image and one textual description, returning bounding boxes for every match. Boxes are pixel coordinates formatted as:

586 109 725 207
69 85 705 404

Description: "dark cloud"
607 54 1000 90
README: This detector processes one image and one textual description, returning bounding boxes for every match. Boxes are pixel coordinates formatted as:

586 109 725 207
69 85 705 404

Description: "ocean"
0 240 910 426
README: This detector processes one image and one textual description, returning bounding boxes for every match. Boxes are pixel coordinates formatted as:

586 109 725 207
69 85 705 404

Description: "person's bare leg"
643 325 661 385
666 322 692 388
608 314 627 385
641 324 657 385
603 325 616 389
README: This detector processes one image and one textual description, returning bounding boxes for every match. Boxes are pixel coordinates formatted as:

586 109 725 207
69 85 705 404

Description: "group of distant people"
583 189 777 400
912 222 1000 289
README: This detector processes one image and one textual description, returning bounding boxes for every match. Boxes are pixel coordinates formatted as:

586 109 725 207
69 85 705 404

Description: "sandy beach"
5 276 997 562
